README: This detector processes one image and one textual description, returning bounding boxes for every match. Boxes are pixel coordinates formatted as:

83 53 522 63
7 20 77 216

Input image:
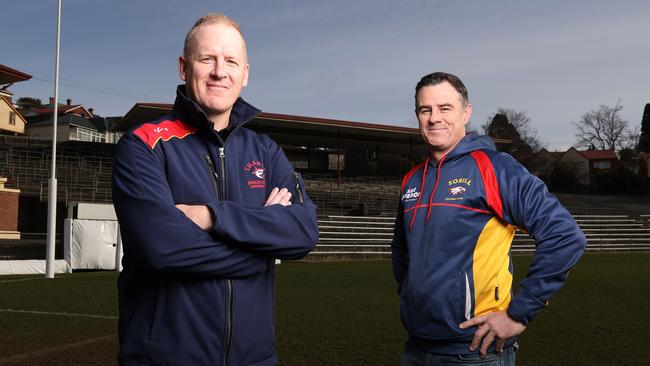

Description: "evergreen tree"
486 113 534 168
638 103 650 152
15 97 43 110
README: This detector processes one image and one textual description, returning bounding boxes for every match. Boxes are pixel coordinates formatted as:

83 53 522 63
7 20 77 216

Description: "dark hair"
415 72 469 104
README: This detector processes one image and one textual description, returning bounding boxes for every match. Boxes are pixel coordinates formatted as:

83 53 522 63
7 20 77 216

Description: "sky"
2 0 649 150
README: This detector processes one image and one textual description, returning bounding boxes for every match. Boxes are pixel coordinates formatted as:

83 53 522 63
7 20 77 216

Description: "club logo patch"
446 177 471 201
449 186 466 195
244 160 266 189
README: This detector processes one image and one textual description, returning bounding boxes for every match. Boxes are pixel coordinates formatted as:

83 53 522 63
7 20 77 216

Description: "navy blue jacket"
392 133 585 356
112 86 318 365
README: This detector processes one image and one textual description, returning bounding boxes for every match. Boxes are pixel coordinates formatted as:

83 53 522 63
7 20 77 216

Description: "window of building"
74 127 106 143
328 153 345 170
593 160 611 170
9 111 16 125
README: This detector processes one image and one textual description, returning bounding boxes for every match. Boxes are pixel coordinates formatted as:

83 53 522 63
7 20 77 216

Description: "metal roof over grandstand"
0 64 32 85
113 103 429 156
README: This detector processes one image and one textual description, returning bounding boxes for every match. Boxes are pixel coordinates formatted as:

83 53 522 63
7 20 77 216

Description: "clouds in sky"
2 0 648 149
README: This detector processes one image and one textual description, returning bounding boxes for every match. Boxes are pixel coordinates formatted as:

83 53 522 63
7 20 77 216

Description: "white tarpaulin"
0 259 68 275
65 219 121 270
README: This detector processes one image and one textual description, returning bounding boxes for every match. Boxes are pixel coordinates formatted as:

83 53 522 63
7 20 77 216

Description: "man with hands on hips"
392 72 585 365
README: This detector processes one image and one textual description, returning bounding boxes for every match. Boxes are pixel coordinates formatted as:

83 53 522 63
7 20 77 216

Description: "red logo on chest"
244 160 266 189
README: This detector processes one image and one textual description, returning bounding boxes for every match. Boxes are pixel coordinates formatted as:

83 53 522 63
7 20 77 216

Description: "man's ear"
242 63 249 88
463 103 473 125
178 56 187 81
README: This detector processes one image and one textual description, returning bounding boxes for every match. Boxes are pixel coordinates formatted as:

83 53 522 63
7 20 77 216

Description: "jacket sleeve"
391 200 408 293
206 136 318 260
495 154 586 325
112 134 268 278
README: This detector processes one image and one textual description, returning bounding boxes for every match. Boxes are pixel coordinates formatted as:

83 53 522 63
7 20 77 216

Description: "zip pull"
495 286 500 301
292 171 304 203
217 147 226 197
204 154 220 201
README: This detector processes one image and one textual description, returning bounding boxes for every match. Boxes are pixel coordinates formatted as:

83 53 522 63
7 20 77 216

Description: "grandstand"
0 135 114 204
310 214 650 260
1 134 649 264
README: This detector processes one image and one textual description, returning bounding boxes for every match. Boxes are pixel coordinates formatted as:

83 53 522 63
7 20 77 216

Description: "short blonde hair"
183 13 246 58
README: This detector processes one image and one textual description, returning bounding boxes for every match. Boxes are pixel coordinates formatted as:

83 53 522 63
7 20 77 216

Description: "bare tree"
574 102 630 150
482 107 545 151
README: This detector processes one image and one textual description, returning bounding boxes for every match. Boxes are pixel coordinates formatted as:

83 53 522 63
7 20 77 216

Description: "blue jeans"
400 342 518 366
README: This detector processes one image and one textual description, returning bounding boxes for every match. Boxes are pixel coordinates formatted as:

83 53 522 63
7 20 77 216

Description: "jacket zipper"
218 147 226 195
221 279 233 366
216 146 233 366
203 155 220 201
293 171 304 203
204 152 232 366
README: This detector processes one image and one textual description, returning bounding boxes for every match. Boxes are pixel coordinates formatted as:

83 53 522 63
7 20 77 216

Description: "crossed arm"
176 187 293 230
113 134 317 277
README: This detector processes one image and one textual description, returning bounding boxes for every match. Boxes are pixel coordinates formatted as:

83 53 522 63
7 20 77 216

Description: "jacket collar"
171 85 261 134
428 132 496 167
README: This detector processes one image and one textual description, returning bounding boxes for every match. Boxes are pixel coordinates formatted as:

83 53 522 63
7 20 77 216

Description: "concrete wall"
0 178 20 238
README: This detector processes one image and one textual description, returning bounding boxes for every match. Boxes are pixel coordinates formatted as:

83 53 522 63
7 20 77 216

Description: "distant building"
0 64 31 136
114 102 431 175
529 148 563 178
559 148 618 185
22 97 119 143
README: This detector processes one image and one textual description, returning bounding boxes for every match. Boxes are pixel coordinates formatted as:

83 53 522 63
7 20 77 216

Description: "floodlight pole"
45 0 62 278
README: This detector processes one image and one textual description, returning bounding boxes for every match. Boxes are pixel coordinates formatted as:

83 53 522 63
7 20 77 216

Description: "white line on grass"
0 308 117 320
0 334 116 365
0 277 43 284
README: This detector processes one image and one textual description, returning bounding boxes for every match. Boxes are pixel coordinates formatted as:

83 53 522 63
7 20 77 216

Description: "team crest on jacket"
244 160 266 189
446 177 471 201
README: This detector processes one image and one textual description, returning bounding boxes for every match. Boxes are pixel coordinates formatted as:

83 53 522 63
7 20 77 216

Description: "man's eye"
419 109 431 115
199 57 214 64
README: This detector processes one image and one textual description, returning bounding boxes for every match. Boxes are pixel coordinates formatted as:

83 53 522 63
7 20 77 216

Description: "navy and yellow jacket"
112 86 318 366
391 133 585 355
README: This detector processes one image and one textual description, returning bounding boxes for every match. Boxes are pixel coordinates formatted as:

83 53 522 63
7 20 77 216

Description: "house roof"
579 149 618 160
90 116 121 131
0 64 32 84
112 102 424 135
25 104 94 119
29 113 100 131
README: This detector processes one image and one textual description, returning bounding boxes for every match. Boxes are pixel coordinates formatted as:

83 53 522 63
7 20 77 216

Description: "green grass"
0 253 649 365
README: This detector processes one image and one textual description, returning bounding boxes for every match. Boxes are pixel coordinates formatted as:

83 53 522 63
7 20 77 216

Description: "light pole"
45 0 62 278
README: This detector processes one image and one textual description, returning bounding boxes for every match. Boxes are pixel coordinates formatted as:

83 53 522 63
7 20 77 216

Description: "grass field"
0 253 649 365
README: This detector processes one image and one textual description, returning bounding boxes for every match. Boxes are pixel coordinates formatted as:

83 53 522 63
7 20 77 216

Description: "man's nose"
210 60 227 79
428 110 441 123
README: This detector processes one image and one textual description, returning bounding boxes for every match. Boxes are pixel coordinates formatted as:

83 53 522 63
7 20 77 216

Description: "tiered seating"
309 214 650 260
303 174 401 215
311 215 394 260
0 135 115 203
515 215 650 252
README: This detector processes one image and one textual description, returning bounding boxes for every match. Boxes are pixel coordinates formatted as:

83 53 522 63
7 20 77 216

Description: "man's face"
415 82 472 159
179 22 249 121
